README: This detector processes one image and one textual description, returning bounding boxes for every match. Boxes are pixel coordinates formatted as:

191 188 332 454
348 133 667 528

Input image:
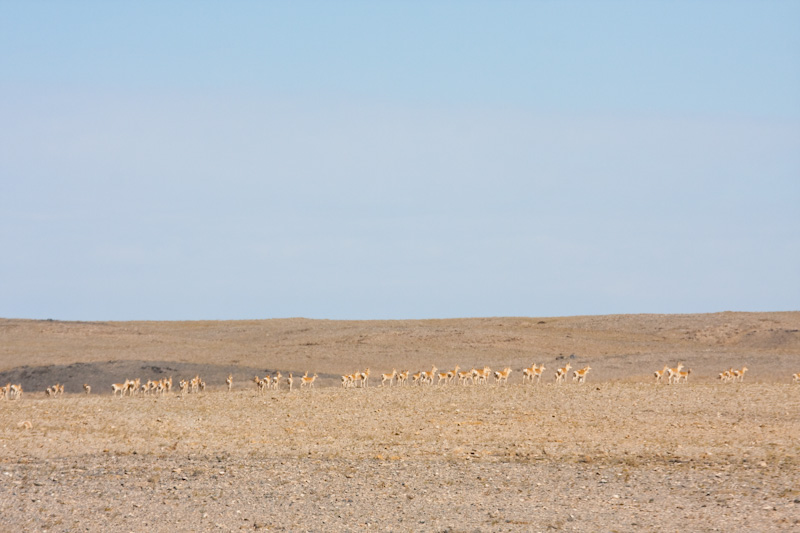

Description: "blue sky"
1 1 798 321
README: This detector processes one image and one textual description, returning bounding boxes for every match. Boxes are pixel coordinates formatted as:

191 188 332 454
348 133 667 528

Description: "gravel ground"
3 383 800 531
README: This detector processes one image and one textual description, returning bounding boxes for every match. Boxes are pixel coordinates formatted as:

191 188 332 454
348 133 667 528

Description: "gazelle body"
555 362 572 383
522 364 535 383
494 367 512 385
475 367 491 385
532 364 545 383
572 366 591 384
666 363 684 385
381 369 397 386
420 366 437 385
300 372 317 389
446 365 460 385
397 370 409 385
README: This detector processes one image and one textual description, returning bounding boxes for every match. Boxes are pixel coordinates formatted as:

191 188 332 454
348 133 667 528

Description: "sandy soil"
1 312 799 531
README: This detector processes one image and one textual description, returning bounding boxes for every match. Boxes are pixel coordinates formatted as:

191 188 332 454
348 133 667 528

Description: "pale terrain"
1 312 799 531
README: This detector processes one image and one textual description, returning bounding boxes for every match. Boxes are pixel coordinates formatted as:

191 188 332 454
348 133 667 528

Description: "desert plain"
1 312 799 531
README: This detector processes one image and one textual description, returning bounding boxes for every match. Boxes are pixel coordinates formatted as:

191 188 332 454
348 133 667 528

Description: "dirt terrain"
1 312 799 531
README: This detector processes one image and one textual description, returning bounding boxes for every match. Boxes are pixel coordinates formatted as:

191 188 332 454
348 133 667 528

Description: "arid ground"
1 312 799 531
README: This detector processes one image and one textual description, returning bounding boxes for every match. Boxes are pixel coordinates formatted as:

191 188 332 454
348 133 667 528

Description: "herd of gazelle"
340 363 588 388
0 383 23 400
652 363 751 384
108 376 205 397
718 366 749 383
653 362 692 384
3 362 796 399
253 371 318 393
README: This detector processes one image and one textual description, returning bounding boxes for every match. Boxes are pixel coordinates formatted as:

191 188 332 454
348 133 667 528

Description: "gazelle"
458 368 475 386
273 372 282 390
436 368 450 385
421 366 437 385
572 366 591 384
226 374 233 392
677 368 691 383
111 382 127 397
476 367 491 385
732 366 748 382
532 364 545 383
411 371 423 386
555 362 572 383
666 363 684 385
83 383 91 395
397 370 410 386
361 368 370 387
287 373 294 391
382 369 397 386
300 372 317 389
718 370 732 383
179 379 189 395
654 365 669 383
447 365 460 385
522 364 535 384
793 373 800 384
494 367 512 385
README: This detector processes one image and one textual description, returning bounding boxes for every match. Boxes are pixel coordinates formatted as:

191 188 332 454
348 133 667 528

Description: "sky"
1 1 798 321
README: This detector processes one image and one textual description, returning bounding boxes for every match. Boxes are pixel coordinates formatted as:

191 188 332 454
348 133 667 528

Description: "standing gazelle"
397 370 409 386
732 366 748 382
300 372 317 389
494 367 512 385
381 369 397 386
572 366 591 384
555 362 572 384
666 363 684 385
